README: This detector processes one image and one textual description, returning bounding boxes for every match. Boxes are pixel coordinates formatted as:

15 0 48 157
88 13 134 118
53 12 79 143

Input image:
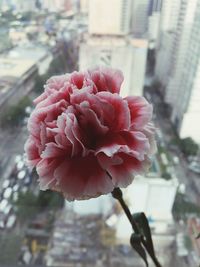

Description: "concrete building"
80 0 149 97
131 0 150 36
0 44 53 115
155 0 181 86
148 0 162 15
79 36 148 96
162 0 200 143
115 176 177 266
79 0 89 14
148 11 160 45
116 177 177 242
88 0 132 35
42 0 70 12
0 0 37 12
0 56 37 113
188 217 200 264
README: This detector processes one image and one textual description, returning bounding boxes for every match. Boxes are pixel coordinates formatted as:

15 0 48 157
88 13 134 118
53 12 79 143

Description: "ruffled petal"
97 92 131 131
125 96 153 130
97 152 151 188
24 137 40 168
89 67 124 94
36 158 61 190
54 154 114 200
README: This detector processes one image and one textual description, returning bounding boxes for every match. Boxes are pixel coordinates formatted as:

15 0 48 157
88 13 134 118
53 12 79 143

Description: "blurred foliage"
184 235 193 250
0 96 31 127
13 190 64 222
37 190 64 210
162 172 171 180
34 52 67 94
171 136 198 156
157 146 172 180
14 190 38 222
180 137 198 156
172 193 200 221
0 10 16 21
0 232 23 264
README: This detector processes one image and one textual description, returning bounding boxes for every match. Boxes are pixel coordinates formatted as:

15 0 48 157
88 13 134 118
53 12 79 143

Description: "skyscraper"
169 0 200 142
155 0 181 85
79 36 148 96
79 0 148 97
88 0 132 35
156 0 200 143
131 0 150 36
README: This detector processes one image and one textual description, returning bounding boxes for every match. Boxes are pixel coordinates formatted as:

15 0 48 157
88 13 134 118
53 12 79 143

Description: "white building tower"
79 0 148 97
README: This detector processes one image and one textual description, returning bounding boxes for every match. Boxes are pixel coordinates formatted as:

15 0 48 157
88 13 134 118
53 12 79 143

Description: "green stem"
111 187 162 267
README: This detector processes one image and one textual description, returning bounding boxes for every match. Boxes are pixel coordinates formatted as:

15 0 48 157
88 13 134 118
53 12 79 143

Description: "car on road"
6 214 17 229
188 162 200 174
17 161 25 171
17 170 26 180
173 156 180 165
3 187 13 199
24 175 31 185
13 184 19 192
0 213 6 229
0 199 9 212
12 192 19 202
15 154 22 163
2 179 10 189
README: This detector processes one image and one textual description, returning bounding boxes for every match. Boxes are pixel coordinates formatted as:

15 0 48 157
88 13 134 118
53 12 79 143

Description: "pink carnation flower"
25 67 156 201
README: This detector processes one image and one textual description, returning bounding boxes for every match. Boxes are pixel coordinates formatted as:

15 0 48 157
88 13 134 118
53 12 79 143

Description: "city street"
0 125 28 179
149 90 200 205
147 89 200 204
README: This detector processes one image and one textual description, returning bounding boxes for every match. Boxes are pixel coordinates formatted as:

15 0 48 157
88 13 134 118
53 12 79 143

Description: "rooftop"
0 57 35 78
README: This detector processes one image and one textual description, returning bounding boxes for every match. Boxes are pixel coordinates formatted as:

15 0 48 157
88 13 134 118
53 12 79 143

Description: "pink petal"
97 92 131 131
54 154 114 200
142 123 157 155
125 96 153 129
24 137 40 168
98 152 151 188
96 131 150 160
36 158 61 190
89 67 124 94
41 142 67 159
70 71 85 89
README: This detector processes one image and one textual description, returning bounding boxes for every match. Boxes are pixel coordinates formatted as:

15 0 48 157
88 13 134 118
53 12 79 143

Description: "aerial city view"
0 0 200 266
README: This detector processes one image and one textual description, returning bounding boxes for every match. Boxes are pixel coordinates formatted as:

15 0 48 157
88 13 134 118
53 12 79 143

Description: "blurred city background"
0 0 200 266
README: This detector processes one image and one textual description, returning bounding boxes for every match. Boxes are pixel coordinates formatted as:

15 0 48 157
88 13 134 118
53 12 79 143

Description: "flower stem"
111 187 162 267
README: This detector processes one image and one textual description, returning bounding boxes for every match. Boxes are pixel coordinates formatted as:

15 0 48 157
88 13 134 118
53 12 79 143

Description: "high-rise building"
80 0 148 96
79 0 89 14
169 0 200 142
88 0 132 35
148 0 162 16
155 0 181 85
1 0 36 11
131 0 150 36
79 36 148 96
148 0 162 45
156 0 200 143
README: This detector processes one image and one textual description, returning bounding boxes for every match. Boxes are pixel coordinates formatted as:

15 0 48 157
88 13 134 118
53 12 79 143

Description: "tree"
0 96 31 127
37 190 64 210
13 190 64 222
172 193 200 221
14 191 38 222
180 137 198 156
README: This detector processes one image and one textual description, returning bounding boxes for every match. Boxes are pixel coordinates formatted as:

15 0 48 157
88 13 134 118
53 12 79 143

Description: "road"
0 124 28 190
148 90 200 204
